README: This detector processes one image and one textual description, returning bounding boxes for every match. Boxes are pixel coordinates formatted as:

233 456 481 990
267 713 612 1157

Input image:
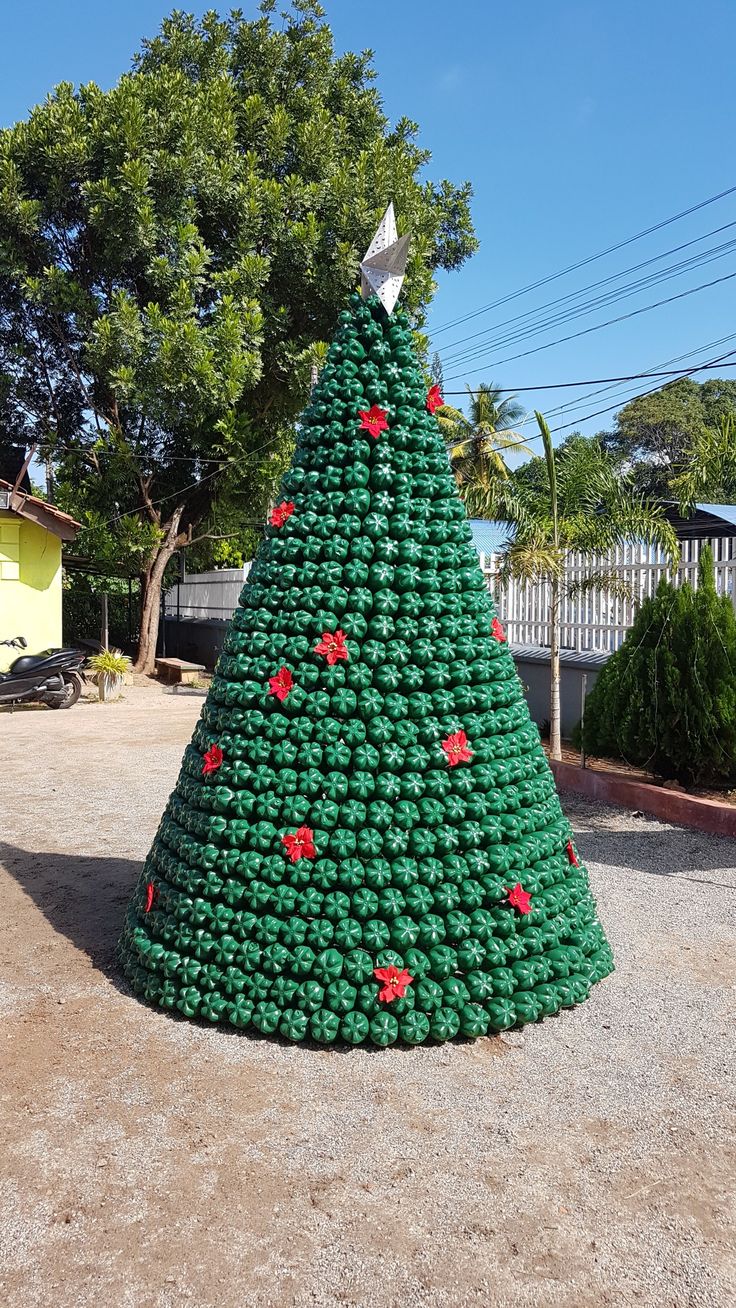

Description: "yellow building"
0 479 81 672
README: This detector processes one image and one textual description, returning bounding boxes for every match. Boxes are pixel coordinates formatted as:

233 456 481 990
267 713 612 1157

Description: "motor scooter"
0 636 88 709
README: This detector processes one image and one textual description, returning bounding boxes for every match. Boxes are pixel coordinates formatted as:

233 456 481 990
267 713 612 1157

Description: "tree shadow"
0 841 140 993
0 840 530 1052
577 824 736 886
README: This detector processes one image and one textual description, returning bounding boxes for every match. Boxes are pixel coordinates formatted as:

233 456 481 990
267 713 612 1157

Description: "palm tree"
487 414 680 760
670 413 736 510
439 383 530 516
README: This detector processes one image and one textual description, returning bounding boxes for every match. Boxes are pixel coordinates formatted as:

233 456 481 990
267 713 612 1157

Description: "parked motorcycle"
0 637 88 709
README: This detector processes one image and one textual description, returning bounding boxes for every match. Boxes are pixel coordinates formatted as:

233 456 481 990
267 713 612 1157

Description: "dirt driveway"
1 685 734 1307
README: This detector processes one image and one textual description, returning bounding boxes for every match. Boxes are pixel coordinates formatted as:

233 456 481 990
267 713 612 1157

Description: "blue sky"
1 0 735 452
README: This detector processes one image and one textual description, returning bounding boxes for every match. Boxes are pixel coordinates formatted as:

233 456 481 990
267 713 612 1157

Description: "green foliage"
496 425 679 576
439 382 528 515
599 377 736 497
89 648 131 676
62 572 139 651
580 547 736 785
0 0 477 661
670 414 736 511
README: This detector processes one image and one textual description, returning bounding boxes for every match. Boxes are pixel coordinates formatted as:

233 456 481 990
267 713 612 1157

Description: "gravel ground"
0 685 734 1308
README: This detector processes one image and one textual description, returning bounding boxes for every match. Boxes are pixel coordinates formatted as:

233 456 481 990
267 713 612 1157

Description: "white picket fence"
165 536 736 656
480 535 736 653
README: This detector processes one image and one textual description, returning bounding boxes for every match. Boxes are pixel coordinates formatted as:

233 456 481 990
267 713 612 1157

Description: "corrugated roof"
468 519 510 556
509 643 611 669
661 501 736 539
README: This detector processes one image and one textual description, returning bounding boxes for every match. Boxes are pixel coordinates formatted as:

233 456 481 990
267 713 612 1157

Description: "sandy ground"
0 685 734 1308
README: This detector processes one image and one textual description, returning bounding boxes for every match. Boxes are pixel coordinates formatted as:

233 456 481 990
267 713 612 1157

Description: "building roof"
468 519 510 556
509 642 611 669
0 479 82 542
661 502 736 540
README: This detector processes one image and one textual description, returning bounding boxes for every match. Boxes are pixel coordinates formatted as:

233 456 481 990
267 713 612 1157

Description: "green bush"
579 546 736 785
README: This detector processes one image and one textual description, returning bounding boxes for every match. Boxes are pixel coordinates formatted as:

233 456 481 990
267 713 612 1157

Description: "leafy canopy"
495 424 679 582
439 382 529 517
0 0 478 581
599 376 736 497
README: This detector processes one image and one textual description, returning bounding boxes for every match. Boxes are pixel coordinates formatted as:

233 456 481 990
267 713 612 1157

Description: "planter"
98 672 124 702
550 758 736 838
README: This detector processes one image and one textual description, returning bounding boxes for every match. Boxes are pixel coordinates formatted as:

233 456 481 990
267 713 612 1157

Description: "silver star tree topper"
360 202 410 314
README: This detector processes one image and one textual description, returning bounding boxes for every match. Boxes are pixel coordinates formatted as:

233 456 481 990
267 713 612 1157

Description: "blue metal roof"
662 501 736 540
468 519 510 556
696 503 736 528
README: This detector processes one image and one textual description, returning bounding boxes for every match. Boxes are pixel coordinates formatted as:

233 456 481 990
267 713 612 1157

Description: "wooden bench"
155 657 206 686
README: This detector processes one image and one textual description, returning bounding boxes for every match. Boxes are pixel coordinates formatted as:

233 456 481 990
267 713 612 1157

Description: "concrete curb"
550 758 736 838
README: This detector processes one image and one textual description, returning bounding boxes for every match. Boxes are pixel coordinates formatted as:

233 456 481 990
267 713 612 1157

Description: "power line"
443 269 736 383
442 358 736 396
534 332 736 429
440 231 736 367
431 182 736 336
81 429 285 532
469 348 736 456
46 447 226 463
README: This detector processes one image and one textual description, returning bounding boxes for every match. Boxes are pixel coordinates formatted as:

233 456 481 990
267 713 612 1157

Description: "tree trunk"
549 574 562 760
133 509 184 675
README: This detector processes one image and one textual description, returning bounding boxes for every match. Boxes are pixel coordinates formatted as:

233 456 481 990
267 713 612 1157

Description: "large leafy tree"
438 382 528 516
600 376 736 497
484 419 679 759
0 1 477 671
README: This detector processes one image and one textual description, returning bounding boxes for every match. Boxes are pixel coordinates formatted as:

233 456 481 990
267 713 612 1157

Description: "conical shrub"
580 545 736 785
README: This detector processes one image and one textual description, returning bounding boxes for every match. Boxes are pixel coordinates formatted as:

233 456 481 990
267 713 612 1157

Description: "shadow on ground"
0 841 140 980
576 824 736 885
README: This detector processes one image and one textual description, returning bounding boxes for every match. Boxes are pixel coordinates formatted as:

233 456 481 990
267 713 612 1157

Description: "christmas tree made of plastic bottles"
119 207 613 1046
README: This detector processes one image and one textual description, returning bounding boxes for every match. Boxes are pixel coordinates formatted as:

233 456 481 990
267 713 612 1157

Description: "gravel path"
0 686 734 1308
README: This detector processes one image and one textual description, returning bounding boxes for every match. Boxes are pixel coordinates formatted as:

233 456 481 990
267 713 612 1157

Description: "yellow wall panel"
0 512 62 671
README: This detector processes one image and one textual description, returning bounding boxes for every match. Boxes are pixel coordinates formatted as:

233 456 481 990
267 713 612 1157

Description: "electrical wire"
440 233 736 367
431 182 736 336
441 356 736 396
443 269 736 383
438 219 736 358
80 429 286 532
464 348 736 455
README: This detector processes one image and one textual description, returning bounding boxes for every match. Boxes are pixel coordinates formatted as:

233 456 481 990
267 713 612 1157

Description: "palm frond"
566 570 637 603
498 535 565 585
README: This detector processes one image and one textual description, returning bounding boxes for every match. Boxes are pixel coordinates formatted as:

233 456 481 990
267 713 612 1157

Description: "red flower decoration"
374 965 413 1003
269 666 294 702
441 729 474 767
314 629 349 666
281 826 317 863
269 500 295 527
143 881 157 914
491 616 507 643
566 840 579 867
358 404 389 439
426 384 444 414
202 744 223 776
507 883 533 915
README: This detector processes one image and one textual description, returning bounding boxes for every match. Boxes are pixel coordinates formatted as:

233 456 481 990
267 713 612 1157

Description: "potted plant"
89 648 131 702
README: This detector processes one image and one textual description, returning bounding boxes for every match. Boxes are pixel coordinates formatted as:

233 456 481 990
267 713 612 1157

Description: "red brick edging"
550 759 736 838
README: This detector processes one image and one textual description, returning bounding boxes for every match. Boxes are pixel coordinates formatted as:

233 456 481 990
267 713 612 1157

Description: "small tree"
580 547 736 785
486 416 679 759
